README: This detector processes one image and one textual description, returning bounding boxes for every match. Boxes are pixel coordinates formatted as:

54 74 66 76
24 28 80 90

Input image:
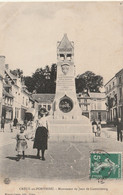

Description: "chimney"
0 56 5 78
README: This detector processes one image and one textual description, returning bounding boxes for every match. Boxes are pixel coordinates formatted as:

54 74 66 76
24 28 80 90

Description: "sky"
0 2 123 85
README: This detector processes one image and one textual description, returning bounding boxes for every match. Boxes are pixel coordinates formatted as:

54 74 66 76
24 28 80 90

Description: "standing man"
117 118 122 142
13 117 18 128
1 116 5 132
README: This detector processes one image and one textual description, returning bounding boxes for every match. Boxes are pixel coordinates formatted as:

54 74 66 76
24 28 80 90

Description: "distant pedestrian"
33 109 49 161
92 119 97 136
10 122 13 133
1 117 5 132
24 119 28 130
13 117 18 128
116 118 122 142
96 121 101 137
15 125 28 161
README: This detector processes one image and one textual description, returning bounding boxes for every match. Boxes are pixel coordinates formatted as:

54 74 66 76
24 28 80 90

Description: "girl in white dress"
16 125 28 161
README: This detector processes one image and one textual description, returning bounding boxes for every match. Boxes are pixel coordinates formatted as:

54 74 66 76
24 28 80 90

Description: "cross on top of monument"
57 34 74 52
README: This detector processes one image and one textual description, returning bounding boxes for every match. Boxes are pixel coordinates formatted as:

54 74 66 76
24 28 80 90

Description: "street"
0 126 123 181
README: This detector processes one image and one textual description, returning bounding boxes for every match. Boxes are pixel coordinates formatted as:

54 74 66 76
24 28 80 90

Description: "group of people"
0 117 18 132
15 109 49 161
92 119 101 137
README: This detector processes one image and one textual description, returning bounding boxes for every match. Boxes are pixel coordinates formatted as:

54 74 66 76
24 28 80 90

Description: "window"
60 54 65 61
84 99 87 104
48 105 51 111
98 112 101 121
119 88 122 100
67 54 72 61
23 97 24 105
119 76 122 84
26 99 28 106
106 87 108 93
109 85 111 91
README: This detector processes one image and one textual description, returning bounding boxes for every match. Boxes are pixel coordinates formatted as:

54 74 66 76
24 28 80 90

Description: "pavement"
0 125 123 181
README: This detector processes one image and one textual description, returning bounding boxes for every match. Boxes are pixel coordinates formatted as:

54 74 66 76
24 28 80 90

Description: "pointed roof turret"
58 34 73 50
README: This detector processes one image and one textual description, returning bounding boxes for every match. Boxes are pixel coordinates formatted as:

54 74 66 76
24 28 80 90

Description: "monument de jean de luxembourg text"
48 34 93 142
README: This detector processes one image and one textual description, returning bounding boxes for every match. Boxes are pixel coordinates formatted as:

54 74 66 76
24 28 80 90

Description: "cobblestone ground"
0 127 123 181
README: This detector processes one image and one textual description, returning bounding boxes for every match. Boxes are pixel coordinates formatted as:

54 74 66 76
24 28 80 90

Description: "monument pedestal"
48 116 94 142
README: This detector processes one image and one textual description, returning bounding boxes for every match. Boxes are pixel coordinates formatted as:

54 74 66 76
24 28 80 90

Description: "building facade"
115 69 123 123
0 56 5 120
33 92 107 123
1 63 37 123
105 68 123 125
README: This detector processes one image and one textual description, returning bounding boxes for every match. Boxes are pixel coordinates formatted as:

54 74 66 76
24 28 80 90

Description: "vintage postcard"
0 1 123 195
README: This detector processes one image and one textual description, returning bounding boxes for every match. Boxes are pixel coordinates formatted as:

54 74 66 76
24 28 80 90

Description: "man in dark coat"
13 117 18 127
116 118 122 142
1 117 5 132
33 112 48 161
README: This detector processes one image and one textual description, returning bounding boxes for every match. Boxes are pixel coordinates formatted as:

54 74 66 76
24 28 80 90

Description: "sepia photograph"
0 1 123 194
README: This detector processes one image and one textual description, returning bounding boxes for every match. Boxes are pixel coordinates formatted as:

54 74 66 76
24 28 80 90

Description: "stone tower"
53 34 83 119
49 34 92 141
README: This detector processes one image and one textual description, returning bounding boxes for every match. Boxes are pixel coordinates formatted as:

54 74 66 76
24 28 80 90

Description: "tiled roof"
58 34 73 50
32 94 55 103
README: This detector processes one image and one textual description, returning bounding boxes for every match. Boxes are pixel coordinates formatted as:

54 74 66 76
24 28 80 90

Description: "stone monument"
49 34 93 142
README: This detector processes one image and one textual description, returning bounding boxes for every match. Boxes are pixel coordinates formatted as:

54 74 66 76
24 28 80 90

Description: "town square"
0 2 123 195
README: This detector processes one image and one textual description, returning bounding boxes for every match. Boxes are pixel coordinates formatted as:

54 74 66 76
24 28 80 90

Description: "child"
10 122 13 133
15 125 28 161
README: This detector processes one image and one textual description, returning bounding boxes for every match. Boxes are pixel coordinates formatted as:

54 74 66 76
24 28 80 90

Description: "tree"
24 76 35 93
76 71 103 93
24 65 103 94
24 64 57 93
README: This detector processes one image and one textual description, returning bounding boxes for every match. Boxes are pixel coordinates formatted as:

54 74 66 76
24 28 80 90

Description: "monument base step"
49 133 94 142
49 124 92 134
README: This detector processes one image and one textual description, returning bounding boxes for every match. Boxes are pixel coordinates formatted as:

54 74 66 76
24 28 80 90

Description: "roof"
104 76 116 87
57 34 73 50
3 89 14 98
33 92 106 103
32 94 55 103
3 83 11 88
115 68 123 77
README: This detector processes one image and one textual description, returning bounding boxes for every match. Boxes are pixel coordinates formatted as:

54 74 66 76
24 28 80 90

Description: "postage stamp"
90 152 121 179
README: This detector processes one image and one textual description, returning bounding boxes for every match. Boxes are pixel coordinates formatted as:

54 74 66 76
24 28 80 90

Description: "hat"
39 107 48 116
20 125 25 131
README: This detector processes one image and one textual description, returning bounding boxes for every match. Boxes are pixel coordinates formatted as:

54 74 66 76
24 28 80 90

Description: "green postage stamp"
90 152 121 179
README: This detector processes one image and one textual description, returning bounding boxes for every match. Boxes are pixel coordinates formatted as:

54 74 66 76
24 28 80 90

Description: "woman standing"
33 109 49 161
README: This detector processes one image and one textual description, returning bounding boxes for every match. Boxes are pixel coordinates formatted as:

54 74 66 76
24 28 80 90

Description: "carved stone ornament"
59 95 73 113
61 63 69 75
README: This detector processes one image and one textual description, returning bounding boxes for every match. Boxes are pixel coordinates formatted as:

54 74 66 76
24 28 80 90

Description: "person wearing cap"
33 109 49 161
15 125 28 161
